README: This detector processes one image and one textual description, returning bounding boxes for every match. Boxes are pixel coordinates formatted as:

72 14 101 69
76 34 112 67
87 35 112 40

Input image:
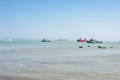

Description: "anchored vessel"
41 39 51 42
87 37 102 43
77 38 87 42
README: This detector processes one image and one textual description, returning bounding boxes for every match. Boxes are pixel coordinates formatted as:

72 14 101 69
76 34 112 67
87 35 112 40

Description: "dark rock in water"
98 46 106 49
79 46 83 48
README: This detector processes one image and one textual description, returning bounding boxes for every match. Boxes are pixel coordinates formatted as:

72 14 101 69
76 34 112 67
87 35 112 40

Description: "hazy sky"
0 0 120 40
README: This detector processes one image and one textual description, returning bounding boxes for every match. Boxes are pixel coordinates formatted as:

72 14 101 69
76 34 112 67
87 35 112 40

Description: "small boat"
98 46 106 49
110 46 113 48
58 39 67 41
1 37 13 42
8 38 13 42
77 38 87 42
79 46 83 48
41 39 51 42
88 45 91 47
87 37 102 43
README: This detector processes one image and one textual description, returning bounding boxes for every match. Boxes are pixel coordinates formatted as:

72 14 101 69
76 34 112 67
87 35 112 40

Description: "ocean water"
0 40 120 80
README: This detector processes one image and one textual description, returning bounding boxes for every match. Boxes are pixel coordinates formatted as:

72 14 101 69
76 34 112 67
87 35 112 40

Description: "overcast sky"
0 0 120 41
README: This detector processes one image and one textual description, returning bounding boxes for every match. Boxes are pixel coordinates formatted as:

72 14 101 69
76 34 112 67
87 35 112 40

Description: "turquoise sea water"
0 40 120 80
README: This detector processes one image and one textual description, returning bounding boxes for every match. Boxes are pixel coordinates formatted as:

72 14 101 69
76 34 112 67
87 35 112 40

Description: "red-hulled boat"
77 38 87 42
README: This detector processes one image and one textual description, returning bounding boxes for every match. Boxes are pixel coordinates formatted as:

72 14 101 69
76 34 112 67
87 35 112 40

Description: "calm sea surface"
0 40 120 80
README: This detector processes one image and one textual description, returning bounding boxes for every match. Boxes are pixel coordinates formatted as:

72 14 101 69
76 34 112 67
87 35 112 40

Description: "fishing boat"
86 37 102 43
77 38 86 42
41 39 51 42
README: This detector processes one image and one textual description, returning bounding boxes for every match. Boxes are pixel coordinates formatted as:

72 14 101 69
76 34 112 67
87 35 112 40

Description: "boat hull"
87 41 102 43
41 39 51 42
77 39 86 42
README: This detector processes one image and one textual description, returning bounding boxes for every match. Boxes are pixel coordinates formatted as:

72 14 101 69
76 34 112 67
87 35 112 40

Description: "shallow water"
0 40 120 80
